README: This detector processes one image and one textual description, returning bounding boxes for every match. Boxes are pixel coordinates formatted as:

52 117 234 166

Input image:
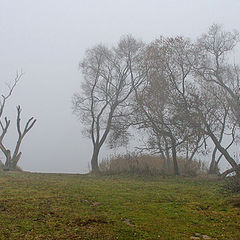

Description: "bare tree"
132 36 202 175
193 24 240 175
73 36 146 172
72 25 240 176
208 87 237 174
132 73 181 175
186 81 237 173
133 32 238 176
0 73 36 171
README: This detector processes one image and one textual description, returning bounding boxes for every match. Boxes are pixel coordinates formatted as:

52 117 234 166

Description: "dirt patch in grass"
74 216 109 226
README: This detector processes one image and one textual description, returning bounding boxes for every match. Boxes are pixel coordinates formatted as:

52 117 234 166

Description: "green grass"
0 172 239 239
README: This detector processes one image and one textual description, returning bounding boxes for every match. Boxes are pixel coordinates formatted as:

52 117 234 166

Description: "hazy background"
0 0 240 173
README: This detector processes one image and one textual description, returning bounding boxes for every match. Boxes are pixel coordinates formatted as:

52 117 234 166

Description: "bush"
224 175 240 193
177 157 208 176
99 153 207 176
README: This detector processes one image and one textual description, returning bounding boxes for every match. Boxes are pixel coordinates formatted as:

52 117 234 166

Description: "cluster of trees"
0 73 36 171
73 24 240 176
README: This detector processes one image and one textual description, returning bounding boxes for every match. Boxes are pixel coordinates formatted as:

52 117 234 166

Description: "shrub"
177 157 208 176
99 153 207 176
223 175 240 193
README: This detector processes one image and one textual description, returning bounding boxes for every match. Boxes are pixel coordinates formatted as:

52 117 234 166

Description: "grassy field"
0 172 239 240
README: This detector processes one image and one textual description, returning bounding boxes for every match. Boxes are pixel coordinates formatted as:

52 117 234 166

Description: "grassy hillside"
0 172 239 240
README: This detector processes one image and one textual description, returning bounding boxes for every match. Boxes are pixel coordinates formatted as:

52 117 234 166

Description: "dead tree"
0 73 36 171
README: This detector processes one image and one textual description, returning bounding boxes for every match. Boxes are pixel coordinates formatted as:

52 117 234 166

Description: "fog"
0 0 240 173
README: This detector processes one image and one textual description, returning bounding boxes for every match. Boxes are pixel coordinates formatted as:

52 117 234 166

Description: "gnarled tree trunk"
0 106 36 171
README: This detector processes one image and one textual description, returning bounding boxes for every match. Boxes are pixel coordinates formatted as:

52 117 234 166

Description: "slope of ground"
0 172 239 239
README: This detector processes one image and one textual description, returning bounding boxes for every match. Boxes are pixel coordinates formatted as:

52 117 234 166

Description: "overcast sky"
0 0 240 173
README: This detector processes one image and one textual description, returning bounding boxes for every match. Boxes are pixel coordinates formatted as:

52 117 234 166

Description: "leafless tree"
73 36 146 172
131 36 204 175
207 86 237 174
0 73 36 171
72 25 240 176
193 24 240 175
186 82 237 174
132 31 239 176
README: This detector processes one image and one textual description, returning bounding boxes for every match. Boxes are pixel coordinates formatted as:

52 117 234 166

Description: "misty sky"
0 0 240 173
